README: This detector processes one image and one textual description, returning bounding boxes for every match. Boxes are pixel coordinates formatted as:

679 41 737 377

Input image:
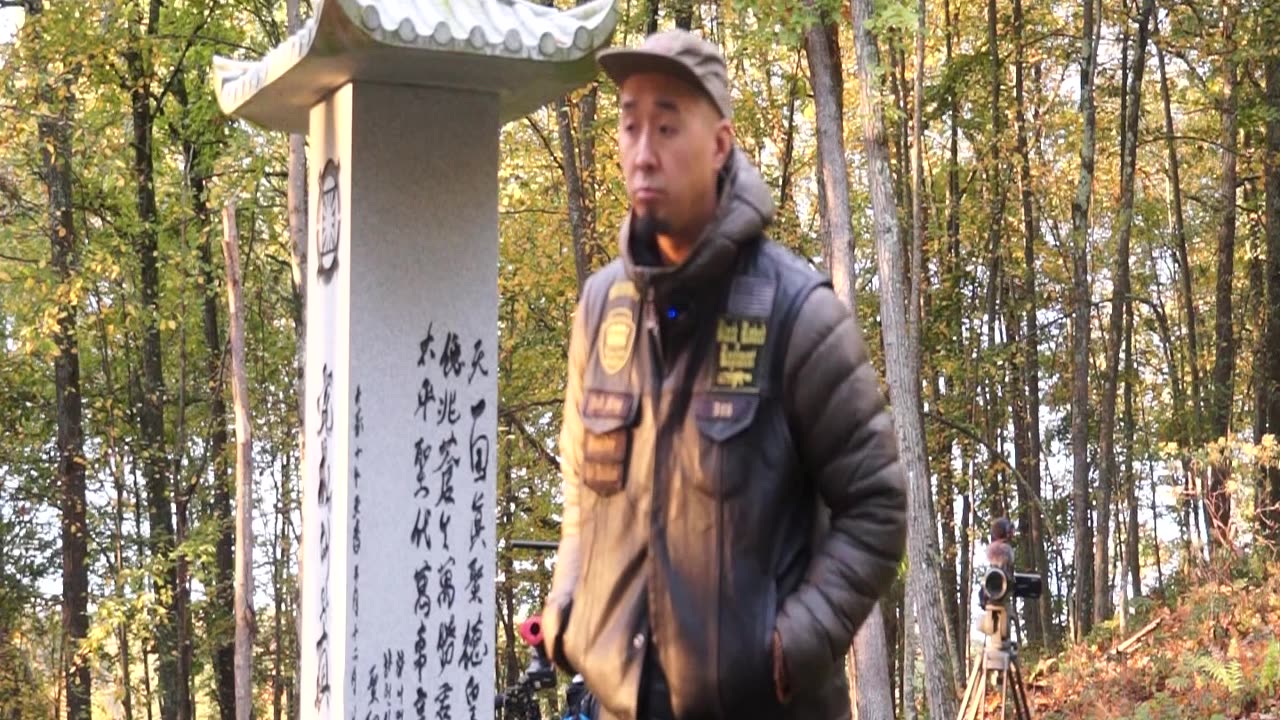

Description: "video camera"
495 615 596 720
980 567 1043 604
495 616 557 720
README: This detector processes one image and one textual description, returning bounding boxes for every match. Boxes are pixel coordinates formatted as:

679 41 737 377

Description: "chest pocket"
692 392 760 497
580 389 639 497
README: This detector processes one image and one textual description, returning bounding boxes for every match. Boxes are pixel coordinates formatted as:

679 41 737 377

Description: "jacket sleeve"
540 285 593 672
772 285 908 699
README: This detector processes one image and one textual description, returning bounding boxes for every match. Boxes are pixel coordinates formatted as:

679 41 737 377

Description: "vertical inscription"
409 322 491 720
350 385 364 716
315 364 335 712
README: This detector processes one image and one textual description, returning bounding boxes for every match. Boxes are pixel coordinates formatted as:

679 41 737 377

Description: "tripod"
957 602 1032 720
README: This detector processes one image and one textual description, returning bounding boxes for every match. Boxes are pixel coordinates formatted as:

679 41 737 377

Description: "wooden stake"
1113 616 1163 655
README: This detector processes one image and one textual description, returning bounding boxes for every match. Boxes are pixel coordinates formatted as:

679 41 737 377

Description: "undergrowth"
1026 554 1280 720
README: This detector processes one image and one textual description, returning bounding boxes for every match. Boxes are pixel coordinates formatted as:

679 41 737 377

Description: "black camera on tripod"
980 567 1044 604
495 616 558 720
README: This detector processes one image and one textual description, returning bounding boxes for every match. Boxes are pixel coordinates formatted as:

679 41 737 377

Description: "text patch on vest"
713 316 768 390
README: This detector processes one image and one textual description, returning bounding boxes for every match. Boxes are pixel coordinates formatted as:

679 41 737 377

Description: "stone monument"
211 1 617 717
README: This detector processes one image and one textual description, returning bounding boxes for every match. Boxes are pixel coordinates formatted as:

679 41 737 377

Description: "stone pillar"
211 3 617 717
301 81 500 720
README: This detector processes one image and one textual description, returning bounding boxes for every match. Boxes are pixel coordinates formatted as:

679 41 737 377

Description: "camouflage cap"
597 29 732 120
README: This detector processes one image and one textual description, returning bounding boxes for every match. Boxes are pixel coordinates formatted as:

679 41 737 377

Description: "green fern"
1260 640 1280 694
1190 654 1245 695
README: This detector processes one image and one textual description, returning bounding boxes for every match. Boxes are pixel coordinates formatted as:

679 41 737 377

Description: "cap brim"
596 48 705 96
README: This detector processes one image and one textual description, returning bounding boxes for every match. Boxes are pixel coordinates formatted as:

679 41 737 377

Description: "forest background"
2 0 1279 717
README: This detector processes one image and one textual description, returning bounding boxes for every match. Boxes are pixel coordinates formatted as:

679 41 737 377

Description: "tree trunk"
644 0 659 34
852 609 896 720
1263 30 1280 547
557 94 592 293
1124 299 1141 599
672 0 692 29
805 11 893 716
901 597 916 720
942 0 968 661
125 1 182 714
1096 0 1154 626
779 54 803 215
933 407 962 666
1155 20 1203 440
272 467 284 720
1012 0 1052 647
222 203 256 720
805 6 855 323
959 486 972 655
1155 18 1207 558
1208 0 1239 552
850 0 958 714
1069 0 1099 641
944 0 960 260
284 0 307 704
40 70 91 720
175 67 236 720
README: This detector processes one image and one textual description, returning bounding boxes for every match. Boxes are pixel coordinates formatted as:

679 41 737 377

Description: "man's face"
617 72 732 241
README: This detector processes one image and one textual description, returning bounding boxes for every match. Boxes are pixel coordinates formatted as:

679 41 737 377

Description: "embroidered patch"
694 393 755 422
583 390 634 420
598 307 636 375
727 275 776 318
607 280 641 302
713 316 768 390
583 429 628 464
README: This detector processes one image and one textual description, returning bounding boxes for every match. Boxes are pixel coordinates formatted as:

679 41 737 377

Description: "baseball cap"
596 29 733 120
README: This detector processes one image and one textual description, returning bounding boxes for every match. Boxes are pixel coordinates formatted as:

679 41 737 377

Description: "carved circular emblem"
598 308 636 375
317 159 340 282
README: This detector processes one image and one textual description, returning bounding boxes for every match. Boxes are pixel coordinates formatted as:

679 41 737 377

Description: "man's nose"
632 129 658 169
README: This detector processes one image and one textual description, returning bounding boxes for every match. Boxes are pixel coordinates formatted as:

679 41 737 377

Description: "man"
987 517 1016 575
539 29 907 720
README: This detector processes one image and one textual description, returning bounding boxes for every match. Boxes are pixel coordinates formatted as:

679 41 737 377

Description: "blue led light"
666 308 679 319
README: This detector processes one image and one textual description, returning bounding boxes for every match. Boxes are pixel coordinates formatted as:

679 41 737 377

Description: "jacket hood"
619 147 776 291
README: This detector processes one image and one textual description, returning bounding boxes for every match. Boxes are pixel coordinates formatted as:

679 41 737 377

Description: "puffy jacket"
541 148 907 720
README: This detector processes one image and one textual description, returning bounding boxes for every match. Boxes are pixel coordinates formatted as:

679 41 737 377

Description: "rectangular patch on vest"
583 429 628 464
712 315 768 391
583 390 634 421
694 393 755 422
727 275 776 319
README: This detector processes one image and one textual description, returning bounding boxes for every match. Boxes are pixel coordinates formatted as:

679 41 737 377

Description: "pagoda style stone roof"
213 0 618 132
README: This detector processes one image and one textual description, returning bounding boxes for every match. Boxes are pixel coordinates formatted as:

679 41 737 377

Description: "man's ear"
713 119 734 171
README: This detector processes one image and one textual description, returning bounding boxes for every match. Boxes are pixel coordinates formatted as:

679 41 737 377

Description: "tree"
1095 0 1154 625
849 0 958 715
1207 0 1239 552
1262 12 1280 548
38 38 90 720
221 203 254 720
803 4 893 716
1069 0 1100 640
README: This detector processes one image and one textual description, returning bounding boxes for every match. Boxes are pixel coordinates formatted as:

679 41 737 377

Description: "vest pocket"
692 393 760 497
580 390 638 497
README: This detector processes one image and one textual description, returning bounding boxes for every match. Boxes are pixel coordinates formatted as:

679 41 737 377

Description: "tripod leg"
999 669 1011 720
959 656 982 719
1011 662 1032 720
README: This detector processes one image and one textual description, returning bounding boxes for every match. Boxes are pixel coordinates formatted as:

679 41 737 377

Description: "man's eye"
659 125 675 136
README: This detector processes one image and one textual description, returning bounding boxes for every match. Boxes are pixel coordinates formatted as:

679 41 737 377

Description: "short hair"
991 517 1014 542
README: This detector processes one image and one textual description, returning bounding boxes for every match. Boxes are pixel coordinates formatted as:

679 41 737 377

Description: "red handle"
518 615 544 647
